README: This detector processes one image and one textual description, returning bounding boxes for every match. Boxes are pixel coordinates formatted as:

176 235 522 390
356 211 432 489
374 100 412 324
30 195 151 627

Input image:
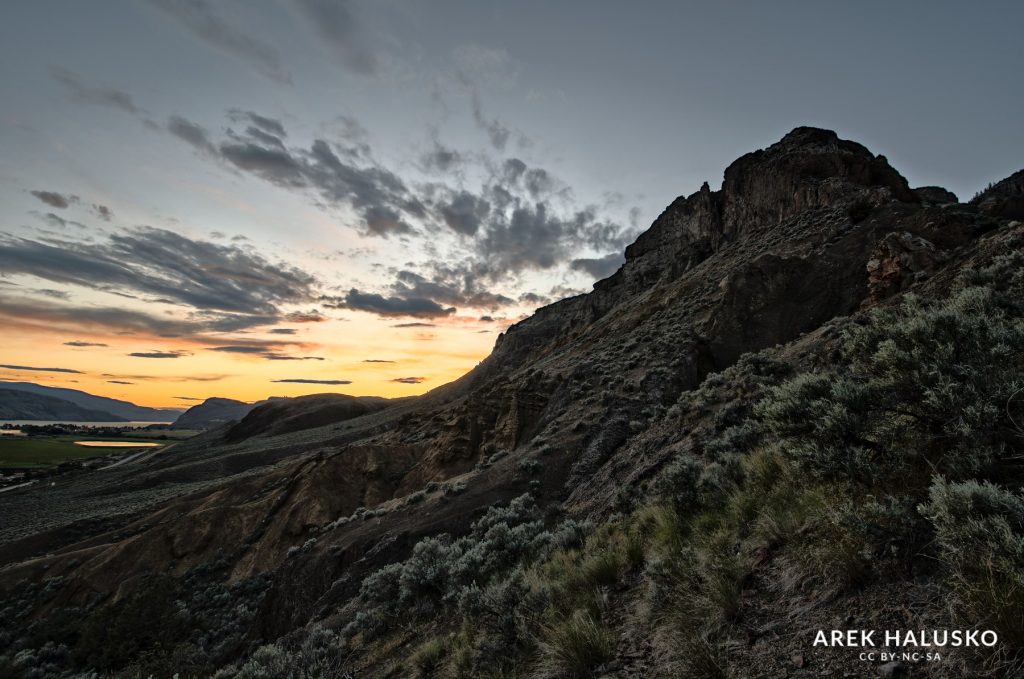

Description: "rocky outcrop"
913 186 958 205
866 231 946 301
972 168 1024 219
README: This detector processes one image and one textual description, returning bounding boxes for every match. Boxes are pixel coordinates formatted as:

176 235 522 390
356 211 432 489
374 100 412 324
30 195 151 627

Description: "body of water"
0 420 172 427
73 441 163 448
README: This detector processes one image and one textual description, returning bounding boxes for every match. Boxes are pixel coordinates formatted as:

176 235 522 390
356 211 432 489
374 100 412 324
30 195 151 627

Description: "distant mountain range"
0 381 182 422
0 388 133 422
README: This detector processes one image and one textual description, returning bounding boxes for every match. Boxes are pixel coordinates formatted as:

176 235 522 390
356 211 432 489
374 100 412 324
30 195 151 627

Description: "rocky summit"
2 127 1023 678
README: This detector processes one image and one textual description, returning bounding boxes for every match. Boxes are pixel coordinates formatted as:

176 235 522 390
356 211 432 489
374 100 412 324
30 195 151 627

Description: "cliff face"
1 127 1020 678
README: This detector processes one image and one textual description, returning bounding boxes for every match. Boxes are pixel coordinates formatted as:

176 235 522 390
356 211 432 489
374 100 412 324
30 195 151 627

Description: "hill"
0 389 127 422
0 381 179 421
1 128 1022 678
171 397 257 430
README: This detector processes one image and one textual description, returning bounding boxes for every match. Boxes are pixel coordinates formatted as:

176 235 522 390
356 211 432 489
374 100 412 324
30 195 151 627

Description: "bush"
535 609 614 678
922 478 1024 671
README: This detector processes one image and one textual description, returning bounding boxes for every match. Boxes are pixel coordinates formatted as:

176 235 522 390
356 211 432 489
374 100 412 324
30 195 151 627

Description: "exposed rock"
866 231 945 301
171 397 256 430
971 168 1024 219
913 185 958 205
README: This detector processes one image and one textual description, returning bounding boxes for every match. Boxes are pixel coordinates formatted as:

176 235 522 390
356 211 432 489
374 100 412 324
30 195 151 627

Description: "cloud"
175 396 203 401
32 212 85 229
269 328 297 334
169 115 422 237
362 359 394 363
438 191 490 236
420 141 464 174
272 378 351 385
284 309 326 323
50 67 141 113
0 364 84 374
570 252 625 280
103 372 228 382
392 322 435 328
228 109 286 138
107 380 134 384
0 227 318 325
128 350 189 359
390 376 425 384
341 289 455 318
471 93 510 151
92 204 114 221
168 115 216 154
291 0 377 75
149 0 290 84
64 341 109 347
209 345 267 354
30 190 76 209
261 353 324 361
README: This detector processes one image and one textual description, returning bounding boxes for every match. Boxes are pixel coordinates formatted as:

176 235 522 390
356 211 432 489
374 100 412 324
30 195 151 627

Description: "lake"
73 441 163 448
0 421 173 427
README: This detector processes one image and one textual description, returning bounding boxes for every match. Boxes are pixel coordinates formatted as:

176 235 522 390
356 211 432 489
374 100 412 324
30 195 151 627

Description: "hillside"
0 389 127 422
1 128 1022 678
172 397 258 430
0 381 179 421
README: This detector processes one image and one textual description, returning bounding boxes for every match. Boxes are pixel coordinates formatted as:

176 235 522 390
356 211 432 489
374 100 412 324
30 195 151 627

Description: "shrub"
535 609 614 678
922 478 1024 671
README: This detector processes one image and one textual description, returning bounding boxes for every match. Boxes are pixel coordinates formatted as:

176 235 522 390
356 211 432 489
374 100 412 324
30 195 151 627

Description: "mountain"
0 381 179 421
2 128 1022 677
171 397 257 430
0 389 127 422
224 393 392 442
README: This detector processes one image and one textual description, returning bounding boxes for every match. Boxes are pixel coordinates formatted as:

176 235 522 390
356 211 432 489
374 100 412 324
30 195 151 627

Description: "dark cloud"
107 380 134 385
362 359 394 363
168 116 216 154
420 142 464 174
150 0 290 84
50 67 140 113
342 289 455 318
283 310 326 323
30 190 76 209
471 93 510 151
103 373 228 382
269 328 297 334
92 204 114 221
210 345 267 354
32 212 85 229
228 109 287 138
438 191 490 236
0 227 318 326
262 354 325 361
0 364 83 374
272 378 351 385
175 396 203 401
479 315 494 322
170 115 421 237
128 350 189 359
390 376 425 384
392 322 435 328
291 0 377 75
391 268 514 310
64 341 109 347
570 252 625 280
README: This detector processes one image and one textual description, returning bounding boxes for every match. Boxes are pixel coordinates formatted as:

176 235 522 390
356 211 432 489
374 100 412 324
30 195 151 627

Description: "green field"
0 438 166 468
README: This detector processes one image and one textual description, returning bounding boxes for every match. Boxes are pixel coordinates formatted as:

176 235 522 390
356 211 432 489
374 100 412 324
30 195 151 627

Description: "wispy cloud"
0 363 83 374
272 378 351 385
390 376 425 384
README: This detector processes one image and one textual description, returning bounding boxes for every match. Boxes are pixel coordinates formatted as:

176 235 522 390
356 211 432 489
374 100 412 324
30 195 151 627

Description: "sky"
1 1 1022 408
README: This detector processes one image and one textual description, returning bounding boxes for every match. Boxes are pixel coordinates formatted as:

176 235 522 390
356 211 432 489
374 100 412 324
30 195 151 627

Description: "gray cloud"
438 191 490 236
392 322 434 328
471 93 510 151
50 67 140 113
272 378 351 385
168 115 217 154
0 364 83 374
129 350 189 358
150 0 290 84
291 0 377 75
64 341 108 347
340 288 455 318
362 359 394 363
269 328 297 334
228 109 287 138
209 345 267 354
390 376 425 384
0 227 318 326
30 190 76 209
92 204 114 221
175 396 203 401
108 380 134 384
570 252 625 280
